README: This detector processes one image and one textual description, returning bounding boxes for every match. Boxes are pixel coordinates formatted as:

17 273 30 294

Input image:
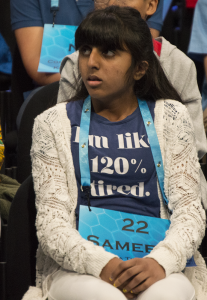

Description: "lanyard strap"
79 96 91 188
51 0 59 26
51 0 59 10
138 99 169 208
79 96 91 210
79 97 169 210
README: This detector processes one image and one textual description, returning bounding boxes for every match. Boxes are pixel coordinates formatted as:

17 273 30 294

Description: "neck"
91 91 138 122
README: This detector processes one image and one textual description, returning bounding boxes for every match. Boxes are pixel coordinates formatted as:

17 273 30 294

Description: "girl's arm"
108 103 206 295
31 110 117 278
146 103 206 274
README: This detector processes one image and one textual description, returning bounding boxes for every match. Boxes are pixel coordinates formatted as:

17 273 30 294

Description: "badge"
38 24 77 73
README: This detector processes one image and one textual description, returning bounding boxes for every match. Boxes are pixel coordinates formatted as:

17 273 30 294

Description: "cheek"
113 63 131 80
115 69 125 78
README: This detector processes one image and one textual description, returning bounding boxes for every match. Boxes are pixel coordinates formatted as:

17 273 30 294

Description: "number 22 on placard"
122 218 149 234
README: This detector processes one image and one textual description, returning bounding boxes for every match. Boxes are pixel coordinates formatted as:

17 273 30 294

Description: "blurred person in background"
10 0 164 87
188 0 207 133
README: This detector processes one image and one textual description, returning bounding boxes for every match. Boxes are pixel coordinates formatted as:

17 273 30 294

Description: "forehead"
95 0 148 17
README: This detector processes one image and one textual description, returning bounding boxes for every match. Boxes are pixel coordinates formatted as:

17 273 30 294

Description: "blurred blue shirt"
11 0 94 30
0 34 12 75
147 0 164 32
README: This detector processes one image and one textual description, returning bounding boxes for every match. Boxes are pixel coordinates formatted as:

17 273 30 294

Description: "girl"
28 6 207 300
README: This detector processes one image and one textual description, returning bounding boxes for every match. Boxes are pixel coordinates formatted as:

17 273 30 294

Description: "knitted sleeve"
31 108 117 278
146 101 206 277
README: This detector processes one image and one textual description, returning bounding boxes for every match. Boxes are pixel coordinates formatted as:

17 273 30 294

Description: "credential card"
38 24 78 73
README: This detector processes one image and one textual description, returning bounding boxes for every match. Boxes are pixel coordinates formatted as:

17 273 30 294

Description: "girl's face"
79 45 135 103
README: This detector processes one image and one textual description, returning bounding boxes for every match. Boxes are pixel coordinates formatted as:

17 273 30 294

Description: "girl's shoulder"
156 99 189 119
165 99 190 120
155 99 193 136
32 102 72 139
34 102 68 125
163 98 186 109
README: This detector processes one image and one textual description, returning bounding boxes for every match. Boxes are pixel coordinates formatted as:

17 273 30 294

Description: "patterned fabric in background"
0 123 5 170
0 174 20 221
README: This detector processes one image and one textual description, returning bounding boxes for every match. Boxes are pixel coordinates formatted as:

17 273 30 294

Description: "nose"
88 48 100 69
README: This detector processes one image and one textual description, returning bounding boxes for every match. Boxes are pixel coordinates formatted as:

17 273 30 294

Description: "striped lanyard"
51 0 59 26
79 96 170 211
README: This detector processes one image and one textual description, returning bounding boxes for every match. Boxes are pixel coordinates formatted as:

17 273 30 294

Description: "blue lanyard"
79 96 169 211
51 0 59 26
138 99 169 209
51 0 59 10
79 96 92 210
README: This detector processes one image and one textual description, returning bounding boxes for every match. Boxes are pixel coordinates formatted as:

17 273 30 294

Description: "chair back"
6 175 37 300
17 81 59 183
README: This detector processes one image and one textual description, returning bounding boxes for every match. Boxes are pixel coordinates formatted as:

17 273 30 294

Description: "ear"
133 61 149 80
145 0 158 19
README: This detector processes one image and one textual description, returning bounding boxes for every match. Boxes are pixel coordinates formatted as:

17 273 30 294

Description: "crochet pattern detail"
31 101 207 299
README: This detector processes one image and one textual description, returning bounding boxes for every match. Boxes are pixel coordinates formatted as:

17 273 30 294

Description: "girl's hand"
100 257 123 284
110 258 166 297
100 257 132 298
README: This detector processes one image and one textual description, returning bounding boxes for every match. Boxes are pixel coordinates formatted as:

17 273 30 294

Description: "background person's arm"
15 27 60 86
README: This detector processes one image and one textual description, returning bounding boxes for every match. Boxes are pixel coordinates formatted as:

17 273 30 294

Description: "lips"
87 75 102 81
87 75 102 87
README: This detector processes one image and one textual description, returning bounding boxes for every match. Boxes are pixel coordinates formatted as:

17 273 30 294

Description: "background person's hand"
110 257 166 297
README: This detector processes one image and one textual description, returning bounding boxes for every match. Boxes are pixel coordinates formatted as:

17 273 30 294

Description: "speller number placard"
79 205 170 261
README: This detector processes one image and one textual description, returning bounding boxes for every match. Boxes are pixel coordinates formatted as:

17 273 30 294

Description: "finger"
113 266 142 288
131 277 154 294
110 258 142 282
123 291 134 299
123 290 137 299
123 272 149 292
117 278 131 290
111 260 134 282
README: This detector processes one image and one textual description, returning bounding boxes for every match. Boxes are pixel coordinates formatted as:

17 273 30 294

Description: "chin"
87 91 105 100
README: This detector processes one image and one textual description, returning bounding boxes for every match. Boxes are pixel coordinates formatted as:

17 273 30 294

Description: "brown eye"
102 50 115 57
80 46 91 55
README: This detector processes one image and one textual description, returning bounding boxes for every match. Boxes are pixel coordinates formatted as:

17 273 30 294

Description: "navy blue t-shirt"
11 0 162 32
11 0 94 31
66 100 160 229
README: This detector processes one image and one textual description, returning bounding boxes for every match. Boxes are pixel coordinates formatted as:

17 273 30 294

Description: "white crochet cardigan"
25 100 207 300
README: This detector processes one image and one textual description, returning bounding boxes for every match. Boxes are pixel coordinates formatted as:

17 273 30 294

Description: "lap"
48 269 195 300
136 273 196 300
48 269 127 300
